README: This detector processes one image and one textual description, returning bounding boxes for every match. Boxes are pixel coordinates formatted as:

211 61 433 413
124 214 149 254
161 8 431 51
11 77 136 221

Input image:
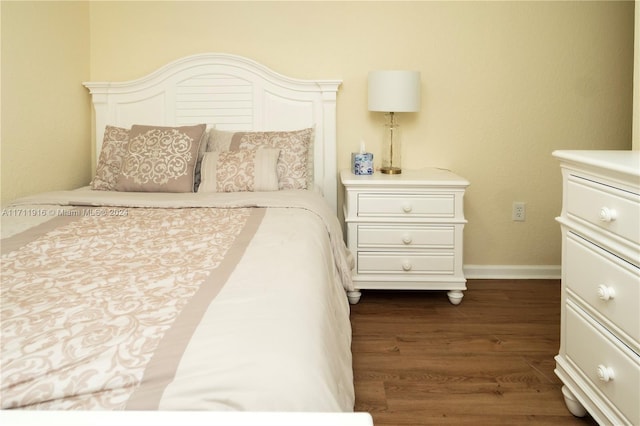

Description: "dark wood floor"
350 280 599 425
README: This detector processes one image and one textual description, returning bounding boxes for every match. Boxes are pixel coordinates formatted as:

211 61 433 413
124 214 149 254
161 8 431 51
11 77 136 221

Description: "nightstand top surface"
340 168 469 187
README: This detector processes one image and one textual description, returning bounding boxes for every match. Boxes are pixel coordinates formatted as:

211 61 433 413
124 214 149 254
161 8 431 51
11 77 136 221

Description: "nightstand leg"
447 290 464 305
347 290 362 305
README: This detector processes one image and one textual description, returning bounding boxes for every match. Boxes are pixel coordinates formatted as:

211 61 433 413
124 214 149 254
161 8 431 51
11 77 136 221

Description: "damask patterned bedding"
0 189 355 411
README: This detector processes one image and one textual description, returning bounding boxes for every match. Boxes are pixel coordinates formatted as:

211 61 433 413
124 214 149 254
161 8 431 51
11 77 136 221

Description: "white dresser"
553 150 640 425
340 168 469 305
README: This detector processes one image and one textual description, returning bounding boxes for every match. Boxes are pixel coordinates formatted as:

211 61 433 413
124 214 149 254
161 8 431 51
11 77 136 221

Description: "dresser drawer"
357 193 455 218
357 252 454 275
566 302 640 425
565 232 640 349
357 224 454 249
566 176 640 244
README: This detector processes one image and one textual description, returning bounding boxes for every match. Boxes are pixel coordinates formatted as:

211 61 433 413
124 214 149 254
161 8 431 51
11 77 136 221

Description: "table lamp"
368 70 421 174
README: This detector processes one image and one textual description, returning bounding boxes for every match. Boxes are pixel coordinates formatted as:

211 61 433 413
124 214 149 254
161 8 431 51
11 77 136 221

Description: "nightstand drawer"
566 302 640 425
357 193 455 218
357 224 455 249
566 176 640 244
357 252 454 274
565 232 640 349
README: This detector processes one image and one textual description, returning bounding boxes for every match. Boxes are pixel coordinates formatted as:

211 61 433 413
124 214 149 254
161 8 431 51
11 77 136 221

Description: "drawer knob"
402 203 413 213
402 235 413 245
599 207 617 223
402 261 412 271
596 365 615 383
597 284 615 301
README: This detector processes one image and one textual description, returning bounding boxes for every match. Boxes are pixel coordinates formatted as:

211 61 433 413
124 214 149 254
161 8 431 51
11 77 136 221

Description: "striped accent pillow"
198 148 280 193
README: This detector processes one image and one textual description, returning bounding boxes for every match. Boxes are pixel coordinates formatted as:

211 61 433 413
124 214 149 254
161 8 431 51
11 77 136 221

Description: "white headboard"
83 53 342 212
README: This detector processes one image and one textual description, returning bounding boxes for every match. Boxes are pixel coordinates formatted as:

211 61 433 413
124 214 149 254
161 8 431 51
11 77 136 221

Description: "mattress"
1 189 355 411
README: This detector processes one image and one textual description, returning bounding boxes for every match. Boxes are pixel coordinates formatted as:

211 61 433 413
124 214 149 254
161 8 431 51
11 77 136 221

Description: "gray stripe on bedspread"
125 207 266 410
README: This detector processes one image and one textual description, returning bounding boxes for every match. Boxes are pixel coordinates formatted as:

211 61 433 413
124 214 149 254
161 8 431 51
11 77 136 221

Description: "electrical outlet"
512 202 526 221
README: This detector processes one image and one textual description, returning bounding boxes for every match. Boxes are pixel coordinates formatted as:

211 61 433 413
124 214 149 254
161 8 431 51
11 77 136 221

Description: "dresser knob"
596 365 615 383
599 207 617 222
402 203 413 213
402 261 412 271
597 284 615 301
402 235 413 245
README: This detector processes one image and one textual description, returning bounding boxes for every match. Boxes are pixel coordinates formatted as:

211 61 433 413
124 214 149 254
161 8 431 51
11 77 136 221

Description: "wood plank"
350 280 598 425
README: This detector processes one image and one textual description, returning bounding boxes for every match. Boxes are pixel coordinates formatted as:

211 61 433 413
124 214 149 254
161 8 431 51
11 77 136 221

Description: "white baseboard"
464 265 561 280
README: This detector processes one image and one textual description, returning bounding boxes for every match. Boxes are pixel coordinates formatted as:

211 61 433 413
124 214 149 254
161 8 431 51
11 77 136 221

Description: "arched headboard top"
84 53 342 212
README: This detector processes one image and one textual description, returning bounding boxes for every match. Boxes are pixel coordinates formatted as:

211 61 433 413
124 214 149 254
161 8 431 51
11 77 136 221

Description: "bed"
0 53 372 425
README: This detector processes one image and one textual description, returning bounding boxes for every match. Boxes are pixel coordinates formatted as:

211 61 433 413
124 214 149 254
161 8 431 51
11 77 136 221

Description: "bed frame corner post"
319 81 341 214
83 82 110 168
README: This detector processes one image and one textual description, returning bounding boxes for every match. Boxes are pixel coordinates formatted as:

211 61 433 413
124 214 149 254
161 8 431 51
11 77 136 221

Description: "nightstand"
340 168 469 305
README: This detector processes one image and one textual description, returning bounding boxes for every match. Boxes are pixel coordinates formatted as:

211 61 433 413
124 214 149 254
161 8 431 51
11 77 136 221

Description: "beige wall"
2 1 635 270
1 1 91 206
88 0 636 268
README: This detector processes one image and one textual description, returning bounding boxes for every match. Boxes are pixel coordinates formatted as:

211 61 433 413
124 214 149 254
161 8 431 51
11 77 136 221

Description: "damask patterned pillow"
115 124 206 193
198 148 280 193
208 128 313 190
90 126 130 191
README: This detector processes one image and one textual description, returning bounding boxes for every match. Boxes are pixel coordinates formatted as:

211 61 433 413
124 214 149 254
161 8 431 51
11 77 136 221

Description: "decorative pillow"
208 128 313 190
115 124 206 193
194 125 216 191
198 148 281 193
90 126 130 191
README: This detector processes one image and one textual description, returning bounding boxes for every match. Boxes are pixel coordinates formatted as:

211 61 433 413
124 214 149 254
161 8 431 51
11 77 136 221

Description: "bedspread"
1 190 354 411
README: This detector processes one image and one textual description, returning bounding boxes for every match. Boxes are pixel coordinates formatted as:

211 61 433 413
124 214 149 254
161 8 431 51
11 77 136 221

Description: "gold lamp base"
379 112 402 175
380 166 402 175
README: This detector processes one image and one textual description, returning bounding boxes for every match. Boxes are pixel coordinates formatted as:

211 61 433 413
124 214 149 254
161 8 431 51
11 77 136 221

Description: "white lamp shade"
368 70 421 112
